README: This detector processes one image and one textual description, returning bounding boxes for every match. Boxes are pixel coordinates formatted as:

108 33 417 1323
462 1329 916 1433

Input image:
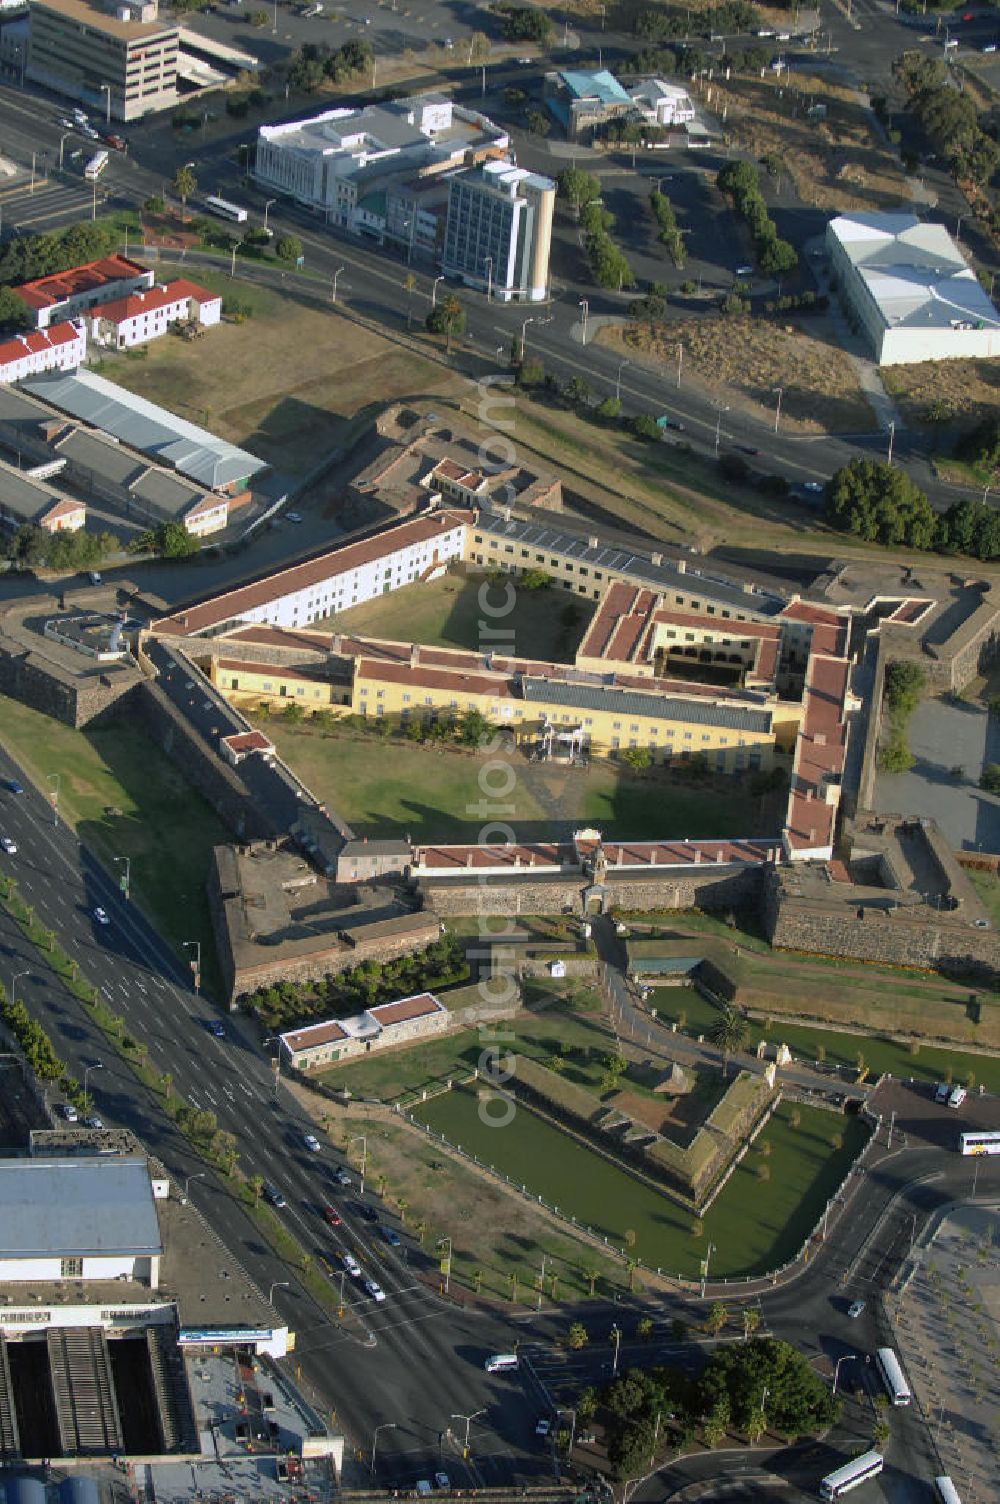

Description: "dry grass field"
606 317 874 434
103 269 465 477
882 356 1000 430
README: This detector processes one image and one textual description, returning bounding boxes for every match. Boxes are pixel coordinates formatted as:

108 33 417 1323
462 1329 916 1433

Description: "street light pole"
774 385 783 434
183 940 201 994
264 197 276 232
58 133 71 172
438 1236 452 1295
83 1060 103 1114
432 274 445 308
100 84 111 125
11 969 29 1005
714 405 729 455
268 1279 290 1305
610 1322 621 1376
676 342 683 389
833 1354 858 1395
887 420 895 468
47 772 60 825
700 1240 716 1299
114 854 130 901
578 297 589 345
484 256 493 301
451 1408 486 1459
348 1133 367 1196
615 359 628 401
332 265 346 303
521 315 535 355
371 1422 398 1477
183 1171 206 1201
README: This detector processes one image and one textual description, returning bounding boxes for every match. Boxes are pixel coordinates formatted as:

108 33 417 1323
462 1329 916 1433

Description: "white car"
363 1277 386 1302
286 511 303 523
847 1299 866 1319
341 1252 362 1277
85 1114 104 1130
303 1132 321 1153
61 1103 79 1122
93 906 110 925
535 1418 551 1438
0 836 16 854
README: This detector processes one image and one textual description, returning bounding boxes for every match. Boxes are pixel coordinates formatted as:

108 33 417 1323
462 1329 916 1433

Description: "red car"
322 1204 342 1227
962 10 974 18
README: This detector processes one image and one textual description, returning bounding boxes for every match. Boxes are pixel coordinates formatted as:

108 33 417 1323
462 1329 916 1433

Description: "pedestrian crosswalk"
0 180 105 237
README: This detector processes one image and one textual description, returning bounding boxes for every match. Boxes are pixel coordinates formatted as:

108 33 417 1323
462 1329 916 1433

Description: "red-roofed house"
38 496 86 533
0 321 86 383
278 991 449 1070
13 256 153 330
89 279 221 350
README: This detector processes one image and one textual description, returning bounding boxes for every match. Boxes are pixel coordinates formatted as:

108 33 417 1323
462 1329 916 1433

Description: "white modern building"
279 991 450 1070
826 211 1000 366
628 78 696 127
89 277 221 350
26 0 179 121
253 94 508 231
442 160 555 302
0 1155 163 1286
0 319 85 382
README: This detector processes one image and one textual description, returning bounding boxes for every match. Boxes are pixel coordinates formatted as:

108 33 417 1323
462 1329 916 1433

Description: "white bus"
819 1450 884 1500
484 1353 518 1373
934 1478 962 1504
875 1347 911 1406
84 149 109 181
959 1130 1000 1156
204 194 248 223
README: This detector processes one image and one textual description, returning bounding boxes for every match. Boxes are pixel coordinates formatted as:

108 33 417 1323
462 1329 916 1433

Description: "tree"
567 1320 589 1349
743 1308 760 1342
173 165 197 220
248 6 269 22
275 233 302 264
0 286 31 334
564 374 591 406
872 1419 891 1445
705 1300 728 1336
472 1267 484 1293
825 458 936 550
425 294 465 352
396 1196 409 1225
584 1267 600 1296
403 271 417 329
621 746 652 771
697 1337 840 1438
468 30 491 61
981 763 1000 794
497 4 553 45
708 1008 748 1073
456 707 492 746
557 166 601 214
631 413 662 442
596 396 621 422
636 1316 653 1341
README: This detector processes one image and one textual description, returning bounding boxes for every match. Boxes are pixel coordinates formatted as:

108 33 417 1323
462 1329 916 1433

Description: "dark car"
360 1204 379 1223
264 1185 287 1209
738 445 759 455
4 778 24 795
205 1018 226 1038
381 1225 402 1247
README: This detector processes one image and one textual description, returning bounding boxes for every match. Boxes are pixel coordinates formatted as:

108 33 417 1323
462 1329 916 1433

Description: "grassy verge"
0 694 228 1000
412 1088 868 1281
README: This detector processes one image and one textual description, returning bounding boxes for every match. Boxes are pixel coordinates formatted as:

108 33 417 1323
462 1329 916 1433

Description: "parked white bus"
484 1353 518 1373
819 1450 884 1499
874 1347 911 1406
204 194 248 223
959 1130 1000 1156
84 149 109 181
934 1478 962 1504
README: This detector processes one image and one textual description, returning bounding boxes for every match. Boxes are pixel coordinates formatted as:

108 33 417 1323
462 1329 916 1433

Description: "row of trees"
893 52 999 187
1 993 67 1083
591 1338 840 1479
285 38 374 93
634 1 759 43
580 199 635 291
496 3 553 44
648 190 686 268
127 520 200 560
716 160 798 278
0 523 119 573
242 936 468 1028
0 220 121 291
826 459 1000 560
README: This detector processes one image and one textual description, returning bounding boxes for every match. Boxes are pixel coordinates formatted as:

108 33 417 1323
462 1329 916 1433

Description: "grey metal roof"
340 838 411 856
56 426 146 488
20 369 267 492
0 1156 162 1259
476 510 785 616
0 382 59 429
0 462 59 522
522 676 773 731
131 465 206 517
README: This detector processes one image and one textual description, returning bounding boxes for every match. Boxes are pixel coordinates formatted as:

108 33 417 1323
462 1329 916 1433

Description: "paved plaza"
894 1202 1000 1503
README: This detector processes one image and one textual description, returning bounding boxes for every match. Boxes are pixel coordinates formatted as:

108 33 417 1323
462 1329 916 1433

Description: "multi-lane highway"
0 744 553 1490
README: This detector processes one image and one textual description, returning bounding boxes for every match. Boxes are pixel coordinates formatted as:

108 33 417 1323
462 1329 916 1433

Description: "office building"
442 160 555 303
26 0 179 121
826 211 1000 366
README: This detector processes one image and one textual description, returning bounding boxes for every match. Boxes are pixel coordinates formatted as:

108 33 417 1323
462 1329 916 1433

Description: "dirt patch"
603 317 874 434
882 356 1000 431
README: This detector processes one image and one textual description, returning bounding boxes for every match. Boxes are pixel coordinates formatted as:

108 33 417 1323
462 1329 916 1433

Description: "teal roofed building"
545 67 634 139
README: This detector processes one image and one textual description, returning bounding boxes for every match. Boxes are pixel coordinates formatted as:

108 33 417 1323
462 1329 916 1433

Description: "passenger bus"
819 1450 884 1499
874 1346 912 1406
934 1478 962 1504
204 195 248 223
959 1130 1000 1156
84 149 109 181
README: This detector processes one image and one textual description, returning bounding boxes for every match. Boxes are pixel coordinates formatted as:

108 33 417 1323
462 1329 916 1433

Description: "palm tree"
624 1228 636 1252
549 1272 559 1301
396 1196 409 1225
708 1008 749 1075
173 165 197 221
375 1172 389 1198
403 271 416 329
440 293 462 353
506 1271 519 1303
414 1219 428 1246
626 1258 638 1293
248 1174 264 1205
584 1267 600 1297
742 1308 760 1342
472 1268 485 1294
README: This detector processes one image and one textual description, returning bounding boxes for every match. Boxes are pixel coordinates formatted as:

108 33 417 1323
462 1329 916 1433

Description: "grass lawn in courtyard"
255 721 762 843
0 694 228 998
412 1088 868 1279
326 571 593 662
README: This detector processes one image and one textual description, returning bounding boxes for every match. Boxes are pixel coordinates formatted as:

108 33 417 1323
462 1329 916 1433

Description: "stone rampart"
421 865 764 917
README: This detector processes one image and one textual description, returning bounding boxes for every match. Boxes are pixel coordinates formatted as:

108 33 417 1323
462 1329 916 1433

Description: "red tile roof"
368 992 443 1025
221 730 273 754
779 600 848 658
153 510 468 636
91 278 217 327
784 652 850 854
282 1019 348 1052
14 255 150 312
356 657 516 698
413 842 568 871
0 321 83 366
39 497 85 525
652 608 779 640
216 657 332 686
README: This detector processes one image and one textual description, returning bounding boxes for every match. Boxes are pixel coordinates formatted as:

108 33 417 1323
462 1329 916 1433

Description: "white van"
484 1353 518 1373
947 1085 967 1108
